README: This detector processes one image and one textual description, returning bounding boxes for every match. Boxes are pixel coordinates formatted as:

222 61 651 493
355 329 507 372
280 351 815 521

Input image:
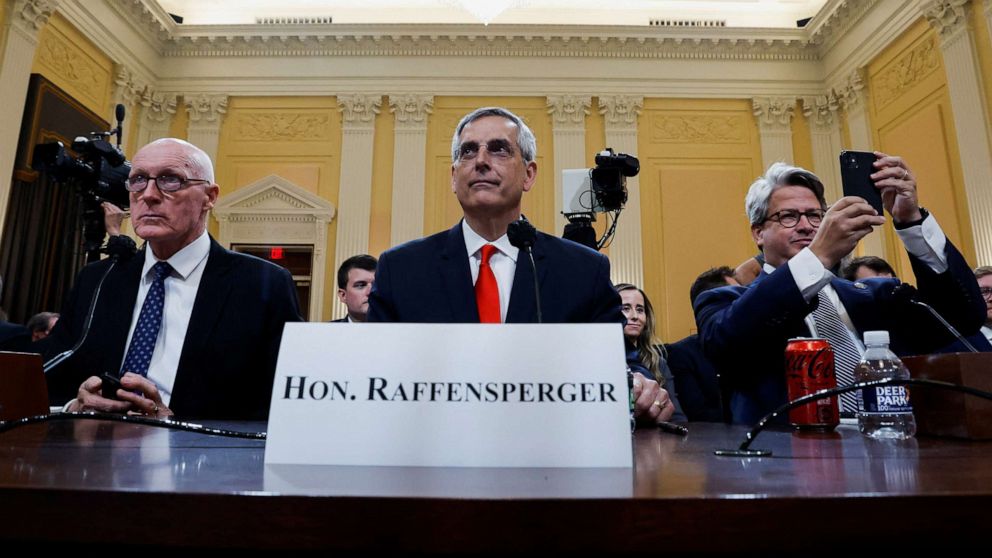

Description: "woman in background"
616 283 686 423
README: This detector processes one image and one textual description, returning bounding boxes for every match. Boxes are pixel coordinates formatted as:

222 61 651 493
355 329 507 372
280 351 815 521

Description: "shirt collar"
462 220 519 262
142 230 211 281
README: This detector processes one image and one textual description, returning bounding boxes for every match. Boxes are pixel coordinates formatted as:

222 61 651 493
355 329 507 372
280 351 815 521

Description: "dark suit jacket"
694 241 985 424
368 221 622 324
665 335 726 422
0 321 31 352
330 317 349 323
40 237 302 420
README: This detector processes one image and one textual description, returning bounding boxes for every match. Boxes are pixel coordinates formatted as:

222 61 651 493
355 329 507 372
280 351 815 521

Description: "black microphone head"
891 282 918 305
104 235 137 262
507 218 537 249
115 103 126 123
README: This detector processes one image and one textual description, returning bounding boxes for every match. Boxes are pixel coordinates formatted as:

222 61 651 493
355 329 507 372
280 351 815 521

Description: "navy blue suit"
39 237 302 420
665 335 727 422
694 241 985 424
368 221 622 324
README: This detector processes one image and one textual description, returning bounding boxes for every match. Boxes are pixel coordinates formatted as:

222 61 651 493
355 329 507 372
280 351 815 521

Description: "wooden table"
1 418 988 550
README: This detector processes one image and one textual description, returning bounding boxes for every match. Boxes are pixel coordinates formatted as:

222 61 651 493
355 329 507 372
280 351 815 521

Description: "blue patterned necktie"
121 261 173 377
812 290 863 413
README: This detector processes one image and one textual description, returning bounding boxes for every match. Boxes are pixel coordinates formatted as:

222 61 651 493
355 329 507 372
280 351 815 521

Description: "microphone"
507 216 542 323
42 239 136 374
114 104 125 148
891 282 978 353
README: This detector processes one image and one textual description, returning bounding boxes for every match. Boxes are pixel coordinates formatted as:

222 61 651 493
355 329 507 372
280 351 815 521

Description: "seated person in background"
39 138 302 420
616 283 685 423
334 254 377 323
665 267 739 422
369 106 672 425
27 312 59 341
0 274 31 351
977 266 992 346
694 154 985 424
841 255 896 281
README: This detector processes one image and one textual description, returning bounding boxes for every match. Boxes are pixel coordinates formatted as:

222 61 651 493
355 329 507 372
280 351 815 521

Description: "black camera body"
32 136 131 209
590 149 640 212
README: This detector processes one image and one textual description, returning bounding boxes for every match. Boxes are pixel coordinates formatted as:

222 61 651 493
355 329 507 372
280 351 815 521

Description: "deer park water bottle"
854 331 916 439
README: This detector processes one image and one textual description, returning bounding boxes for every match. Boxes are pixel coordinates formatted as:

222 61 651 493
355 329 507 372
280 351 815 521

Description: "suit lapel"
832 277 880 336
439 222 478 322
506 233 548 323
177 238 235 370
103 251 145 368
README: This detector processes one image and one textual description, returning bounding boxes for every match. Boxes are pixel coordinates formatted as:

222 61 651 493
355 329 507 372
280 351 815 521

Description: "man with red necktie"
368 106 676 424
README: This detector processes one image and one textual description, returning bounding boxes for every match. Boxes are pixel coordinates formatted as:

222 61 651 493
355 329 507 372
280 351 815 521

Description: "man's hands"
101 201 126 236
631 372 675 424
67 372 173 419
872 152 922 224
809 197 885 270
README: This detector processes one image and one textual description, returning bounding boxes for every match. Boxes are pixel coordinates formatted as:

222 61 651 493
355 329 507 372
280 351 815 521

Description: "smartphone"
839 150 884 215
101 373 123 400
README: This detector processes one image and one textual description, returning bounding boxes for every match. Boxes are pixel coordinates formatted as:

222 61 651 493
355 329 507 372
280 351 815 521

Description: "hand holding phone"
839 150 884 215
100 373 123 400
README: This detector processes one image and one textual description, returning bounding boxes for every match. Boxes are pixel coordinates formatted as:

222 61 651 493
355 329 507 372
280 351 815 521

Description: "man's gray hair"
745 162 827 225
975 266 992 280
451 107 537 164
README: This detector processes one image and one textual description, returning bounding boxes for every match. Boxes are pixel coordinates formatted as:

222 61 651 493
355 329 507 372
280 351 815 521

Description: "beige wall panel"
638 99 763 342
31 13 112 118
971 0 992 149
791 101 815 172
424 97 554 236
877 96 971 278
214 96 342 320
868 22 976 275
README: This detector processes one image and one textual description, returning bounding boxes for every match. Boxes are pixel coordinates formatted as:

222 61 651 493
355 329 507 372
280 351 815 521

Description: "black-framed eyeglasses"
980 287 992 300
764 209 826 228
125 174 211 193
455 139 516 163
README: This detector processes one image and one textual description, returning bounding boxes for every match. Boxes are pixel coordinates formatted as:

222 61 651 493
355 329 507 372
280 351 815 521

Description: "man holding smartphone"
694 152 985 424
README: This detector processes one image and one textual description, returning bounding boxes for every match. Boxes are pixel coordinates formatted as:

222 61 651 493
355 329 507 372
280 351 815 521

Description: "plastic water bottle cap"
863 330 890 345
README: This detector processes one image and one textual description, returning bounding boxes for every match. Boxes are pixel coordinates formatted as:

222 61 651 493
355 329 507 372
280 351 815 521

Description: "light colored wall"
867 20 975 279
638 98 764 341
213 96 342 319
30 12 112 118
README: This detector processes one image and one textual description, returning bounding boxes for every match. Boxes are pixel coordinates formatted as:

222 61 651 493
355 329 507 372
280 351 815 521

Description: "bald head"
139 138 215 184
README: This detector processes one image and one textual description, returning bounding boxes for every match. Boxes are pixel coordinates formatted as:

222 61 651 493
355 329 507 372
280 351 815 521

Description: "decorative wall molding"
752 97 797 131
185 93 228 123
230 112 332 141
834 69 868 112
389 94 434 129
337 94 382 127
13 0 58 34
801 93 841 130
599 95 643 128
806 0 881 51
924 0 972 44
546 95 591 127
140 90 177 123
650 115 746 143
112 63 146 111
873 36 940 109
34 25 106 109
213 174 335 322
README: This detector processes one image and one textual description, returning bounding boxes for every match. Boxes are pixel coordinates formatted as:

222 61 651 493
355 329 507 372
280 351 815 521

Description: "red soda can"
784 337 839 431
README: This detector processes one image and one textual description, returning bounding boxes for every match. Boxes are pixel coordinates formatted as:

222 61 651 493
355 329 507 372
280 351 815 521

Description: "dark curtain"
0 75 108 324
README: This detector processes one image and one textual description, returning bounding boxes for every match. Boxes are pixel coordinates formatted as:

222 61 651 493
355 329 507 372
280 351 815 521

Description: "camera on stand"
561 148 640 251
31 104 131 263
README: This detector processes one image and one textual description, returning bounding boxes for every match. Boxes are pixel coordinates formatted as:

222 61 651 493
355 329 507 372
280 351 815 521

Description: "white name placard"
264 323 632 468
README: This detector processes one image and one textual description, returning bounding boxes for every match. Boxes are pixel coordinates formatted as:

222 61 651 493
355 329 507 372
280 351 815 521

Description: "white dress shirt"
121 231 211 405
462 220 519 323
775 214 949 353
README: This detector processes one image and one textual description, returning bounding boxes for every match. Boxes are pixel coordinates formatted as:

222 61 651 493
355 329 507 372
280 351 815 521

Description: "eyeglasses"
456 139 516 163
764 209 826 228
125 174 211 193
980 287 992 300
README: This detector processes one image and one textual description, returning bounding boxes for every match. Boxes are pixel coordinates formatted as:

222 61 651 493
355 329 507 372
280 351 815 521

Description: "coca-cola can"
784 337 839 431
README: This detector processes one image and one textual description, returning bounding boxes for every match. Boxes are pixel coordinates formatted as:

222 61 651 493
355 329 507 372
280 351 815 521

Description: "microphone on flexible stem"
507 216 542 323
891 282 977 353
114 104 125 149
43 238 137 374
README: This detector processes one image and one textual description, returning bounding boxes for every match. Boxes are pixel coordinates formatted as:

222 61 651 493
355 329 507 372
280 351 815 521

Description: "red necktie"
475 244 501 323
